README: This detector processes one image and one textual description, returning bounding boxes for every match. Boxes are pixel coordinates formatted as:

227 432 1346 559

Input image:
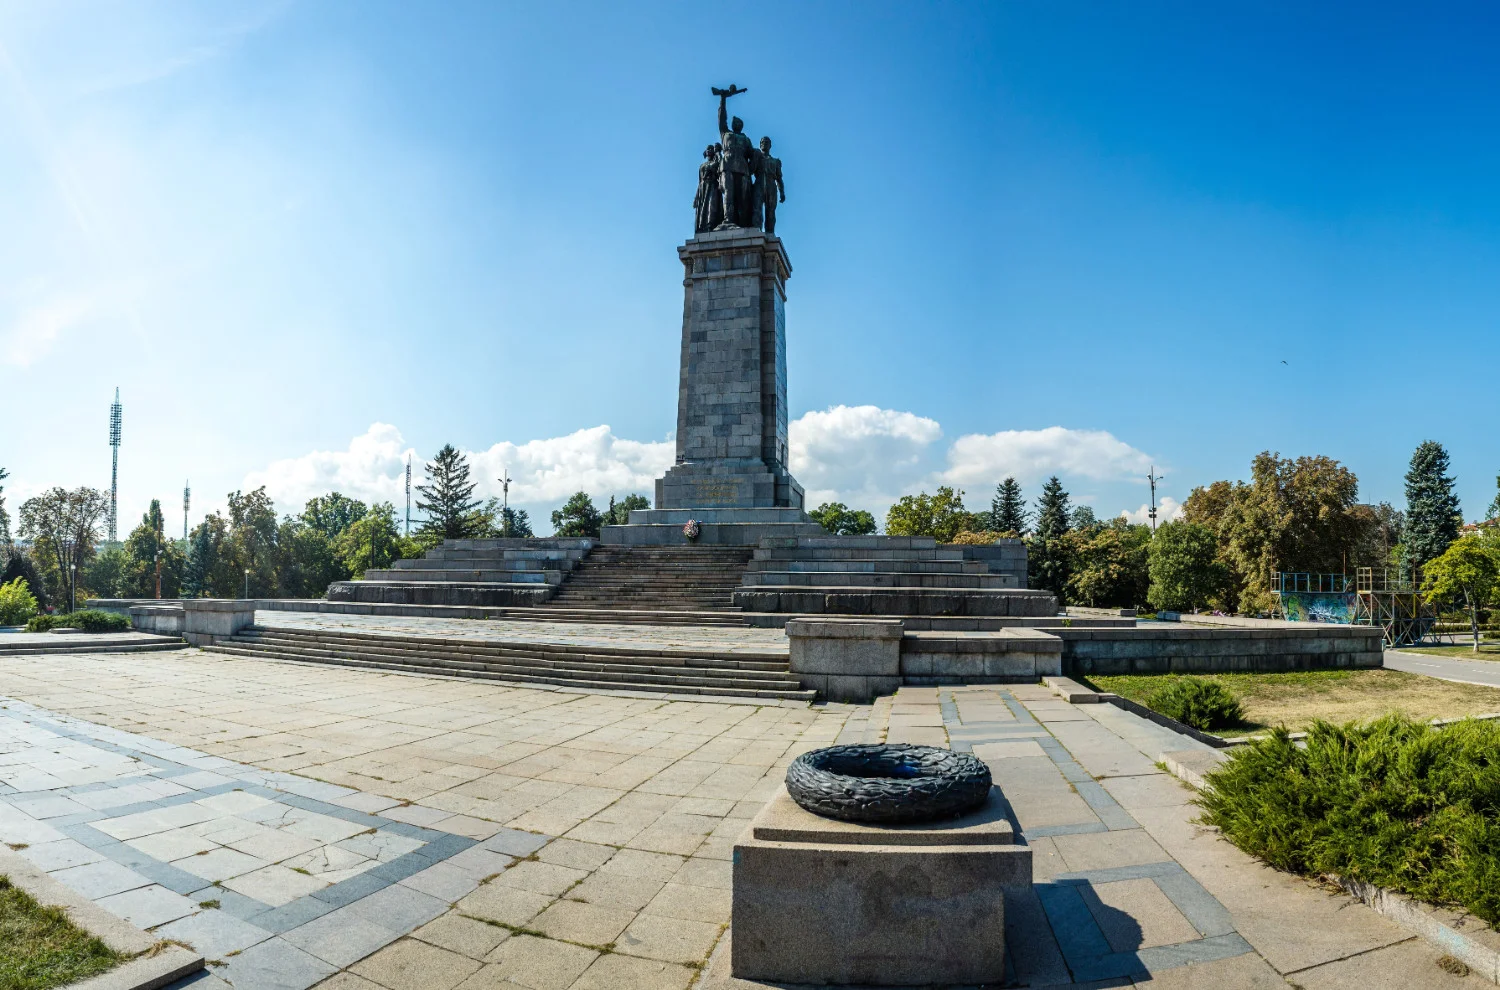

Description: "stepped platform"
735 535 1054 617
202 622 811 701
327 537 595 608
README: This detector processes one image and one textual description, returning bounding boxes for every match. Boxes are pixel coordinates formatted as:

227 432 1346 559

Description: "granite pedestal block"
658 228 804 510
602 507 827 546
786 617 904 702
182 599 256 646
732 785 1029 986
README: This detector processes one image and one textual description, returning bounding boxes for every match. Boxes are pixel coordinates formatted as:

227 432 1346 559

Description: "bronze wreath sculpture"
785 743 992 824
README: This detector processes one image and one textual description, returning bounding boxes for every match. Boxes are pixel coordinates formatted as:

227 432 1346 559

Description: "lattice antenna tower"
404 456 412 537
107 387 122 542
183 481 191 542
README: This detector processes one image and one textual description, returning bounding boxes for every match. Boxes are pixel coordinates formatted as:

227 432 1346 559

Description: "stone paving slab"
0 643 1478 988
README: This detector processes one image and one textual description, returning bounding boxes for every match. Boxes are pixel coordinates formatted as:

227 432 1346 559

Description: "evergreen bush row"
1201 715 1500 923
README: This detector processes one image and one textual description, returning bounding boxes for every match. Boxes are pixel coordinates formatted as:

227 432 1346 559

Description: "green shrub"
1148 677 1242 730
0 577 37 626
68 610 130 633
22 610 129 633
1200 715 1500 924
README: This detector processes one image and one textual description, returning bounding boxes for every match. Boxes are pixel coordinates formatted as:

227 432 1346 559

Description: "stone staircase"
735 536 1055 618
203 625 812 701
327 538 595 607
541 545 754 614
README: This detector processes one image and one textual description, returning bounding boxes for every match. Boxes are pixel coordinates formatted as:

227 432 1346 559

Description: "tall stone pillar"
655 227 804 510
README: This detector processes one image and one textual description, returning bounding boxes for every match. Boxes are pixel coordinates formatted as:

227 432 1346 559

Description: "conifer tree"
1034 477 1072 540
1029 476 1072 601
990 478 1027 535
1404 440 1461 576
416 445 482 541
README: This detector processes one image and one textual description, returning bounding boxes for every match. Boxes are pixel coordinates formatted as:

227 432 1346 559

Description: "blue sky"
4 1 1499 534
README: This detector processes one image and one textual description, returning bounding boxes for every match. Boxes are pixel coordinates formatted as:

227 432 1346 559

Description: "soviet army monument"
606 85 826 547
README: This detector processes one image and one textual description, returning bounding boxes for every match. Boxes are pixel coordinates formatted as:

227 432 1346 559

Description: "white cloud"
245 413 1160 533
1121 496 1184 526
466 426 671 505
942 427 1154 488
789 405 943 507
243 423 415 511
242 423 671 521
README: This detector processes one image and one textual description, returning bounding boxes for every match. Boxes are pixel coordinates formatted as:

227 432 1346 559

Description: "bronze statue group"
694 85 785 235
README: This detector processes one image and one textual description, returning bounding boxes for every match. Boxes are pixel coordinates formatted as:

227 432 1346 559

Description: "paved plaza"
0 632 1472 988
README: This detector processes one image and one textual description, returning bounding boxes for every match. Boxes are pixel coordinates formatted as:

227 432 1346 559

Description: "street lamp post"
244 569 250 600
70 563 76 614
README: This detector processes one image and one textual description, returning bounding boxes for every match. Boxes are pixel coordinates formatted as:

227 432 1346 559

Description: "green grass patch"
0 876 123 989
1080 668 1500 737
1199 715 1500 924
1401 643 1500 661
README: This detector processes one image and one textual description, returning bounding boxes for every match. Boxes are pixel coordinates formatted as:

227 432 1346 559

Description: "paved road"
1385 649 1500 688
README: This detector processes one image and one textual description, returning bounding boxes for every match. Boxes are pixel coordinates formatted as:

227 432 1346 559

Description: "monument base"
601 507 826 547
655 460 804 512
732 785 1028 986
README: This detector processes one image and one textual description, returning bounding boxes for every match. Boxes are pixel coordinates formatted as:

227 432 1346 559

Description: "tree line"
866 440 1497 617
0 443 649 607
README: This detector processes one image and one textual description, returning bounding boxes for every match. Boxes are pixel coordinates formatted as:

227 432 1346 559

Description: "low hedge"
24 611 129 634
1200 715 1500 923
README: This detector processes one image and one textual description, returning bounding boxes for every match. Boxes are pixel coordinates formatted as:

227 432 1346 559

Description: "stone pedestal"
656 227 803 510
732 785 1029 986
786 618 904 702
182 600 256 646
601 507 826 547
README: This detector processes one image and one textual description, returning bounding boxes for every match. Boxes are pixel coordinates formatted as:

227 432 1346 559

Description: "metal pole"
244 569 250 600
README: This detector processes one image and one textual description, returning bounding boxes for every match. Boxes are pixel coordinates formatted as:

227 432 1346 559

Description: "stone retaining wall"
901 629 1063 684
1057 625 1385 675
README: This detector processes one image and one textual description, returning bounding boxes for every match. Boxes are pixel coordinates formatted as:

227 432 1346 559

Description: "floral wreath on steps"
683 519 701 541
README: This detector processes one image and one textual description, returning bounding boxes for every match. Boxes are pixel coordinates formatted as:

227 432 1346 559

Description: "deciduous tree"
601 495 651 529
551 492 603 538
1147 522 1229 612
810 502 877 536
1423 533 1500 652
18 487 109 610
300 493 368 542
885 487 974 542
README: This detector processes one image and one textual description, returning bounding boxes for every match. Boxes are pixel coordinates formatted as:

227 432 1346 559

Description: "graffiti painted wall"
1278 592 1356 624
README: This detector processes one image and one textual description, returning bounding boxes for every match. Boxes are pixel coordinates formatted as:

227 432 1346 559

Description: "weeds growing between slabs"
1200 715 1500 925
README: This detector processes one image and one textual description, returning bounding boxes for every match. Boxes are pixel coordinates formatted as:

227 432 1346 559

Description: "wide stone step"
221 640 796 686
744 571 1012 588
235 629 789 670
756 546 966 561
0 638 186 657
206 635 811 700
748 560 990 575
366 569 563 584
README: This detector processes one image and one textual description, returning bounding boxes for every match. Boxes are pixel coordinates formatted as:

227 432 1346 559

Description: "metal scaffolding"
1352 567 1436 647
